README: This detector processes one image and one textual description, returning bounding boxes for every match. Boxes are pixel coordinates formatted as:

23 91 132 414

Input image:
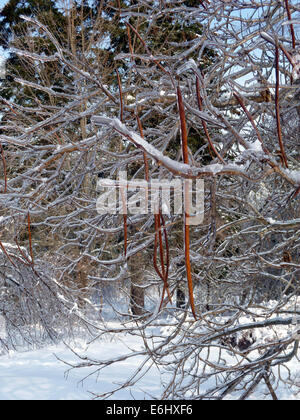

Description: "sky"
0 0 7 64
0 0 7 10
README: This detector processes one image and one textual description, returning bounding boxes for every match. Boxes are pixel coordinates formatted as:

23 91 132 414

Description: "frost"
126 94 135 101
249 139 263 152
286 170 300 185
176 58 198 74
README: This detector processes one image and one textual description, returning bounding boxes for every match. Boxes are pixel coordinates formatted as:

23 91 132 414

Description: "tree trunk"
129 251 146 316
176 287 186 309
130 281 145 316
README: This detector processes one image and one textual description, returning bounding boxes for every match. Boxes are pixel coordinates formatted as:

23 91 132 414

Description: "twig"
177 84 197 320
136 115 149 182
264 372 278 400
196 75 225 164
116 69 124 124
126 22 170 78
154 212 172 310
0 240 17 268
0 145 7 193
275 43 288 168
27 212 34 266
284 0 296 50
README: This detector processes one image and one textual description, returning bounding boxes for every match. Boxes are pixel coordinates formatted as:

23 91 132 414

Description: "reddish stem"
177 84 197 320
14 237 32 266
126 23 170 76
136 115 149 182
27 212 34 266
0 240 17 268
116 69 124 123
233 92 270 156
196 76 225 164
284 0 296 49
0 145 7 193
275 44 288 168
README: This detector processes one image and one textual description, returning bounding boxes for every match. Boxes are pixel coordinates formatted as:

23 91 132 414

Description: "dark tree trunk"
176 287 186 309
129 251 146 316
130 281 145 316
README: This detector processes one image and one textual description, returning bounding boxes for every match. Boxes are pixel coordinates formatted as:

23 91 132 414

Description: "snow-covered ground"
0 343 92 400
0 323 162 400
0 317 299 400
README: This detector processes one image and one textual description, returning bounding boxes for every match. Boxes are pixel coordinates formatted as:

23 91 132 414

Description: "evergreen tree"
0 0 218 317
0 0 67 102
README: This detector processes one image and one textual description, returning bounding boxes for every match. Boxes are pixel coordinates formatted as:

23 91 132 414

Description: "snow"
249 139 263 152
286 170 300 185
0 325 162 400
0 315 299 400
91 116 249 180
0 345 90 400
0 242 28 257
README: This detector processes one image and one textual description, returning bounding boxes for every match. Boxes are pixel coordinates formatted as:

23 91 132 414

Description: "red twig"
136 115 171 308
275 43 288 168
279 44 293 65
136 115 149 182
260 33 293 63
160 212 170 282
0 98 18 116
156 220 170 305
14 237 32 266
116 69 128 257
27 212 34 266
154 215 165 307
123 215 128 258
0 144 7 193
177 85 189 163
196 76 225 164
160 212 170 305
154 212 172 310
159 0 165 9
116 69 124 123
116 0 121 18
199 0 210 9
291 186 300 200
119 187 127 257
153 215 161 276
284 0 296 50
127 24 134 61
177 84 197 320
260 33 294 81
157 214 166 281
126 23 170 77
0 240 17 268
232 92 271 157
